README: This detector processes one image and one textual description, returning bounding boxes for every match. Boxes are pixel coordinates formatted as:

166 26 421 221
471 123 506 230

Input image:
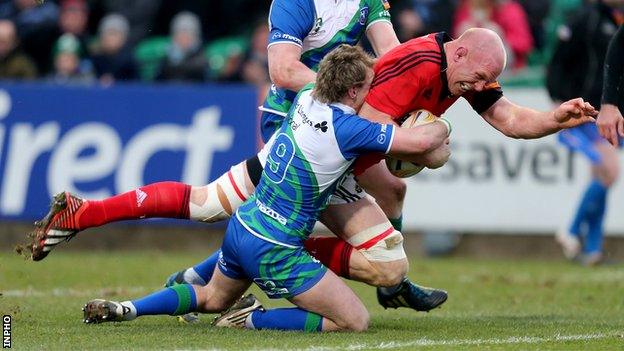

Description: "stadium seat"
134 36 170 81
204 36 248 79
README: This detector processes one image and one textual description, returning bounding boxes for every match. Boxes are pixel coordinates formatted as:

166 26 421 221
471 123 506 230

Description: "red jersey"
355 32 503 175
365 32 503 120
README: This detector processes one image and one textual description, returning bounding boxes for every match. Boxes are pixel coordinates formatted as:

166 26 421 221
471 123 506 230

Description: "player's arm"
364 0 399 57
388 121 450 167
480 96 597 139
268 44 316 92
366 21 400 57
267 0 316 92
358 102 397 125
597 25 624 146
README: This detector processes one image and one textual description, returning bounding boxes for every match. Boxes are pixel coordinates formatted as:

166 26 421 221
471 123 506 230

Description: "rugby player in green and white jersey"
33 0 447 313
82 44 452 332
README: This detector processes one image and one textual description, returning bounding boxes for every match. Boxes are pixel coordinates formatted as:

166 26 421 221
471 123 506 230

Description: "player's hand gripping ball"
385 109 448 178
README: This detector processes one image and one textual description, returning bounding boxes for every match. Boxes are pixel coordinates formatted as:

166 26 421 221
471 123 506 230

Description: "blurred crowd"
0 0 614 87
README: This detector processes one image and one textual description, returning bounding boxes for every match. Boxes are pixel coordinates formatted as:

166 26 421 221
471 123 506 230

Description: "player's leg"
167 176 446 312
355 159 406 230
30 156 260 261
287 269 369 332
84 220 255 324
316 190 447 311
83 271 252 324
582 140 619 265
556 125 617 263
218 221 368 332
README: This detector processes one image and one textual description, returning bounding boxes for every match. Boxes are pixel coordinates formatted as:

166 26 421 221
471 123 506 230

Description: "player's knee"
389 178 407 203
349 309 370 332
195 286 231 313
339 307 369 332
375 259 408 286
188 162 252 223
348 226 408 286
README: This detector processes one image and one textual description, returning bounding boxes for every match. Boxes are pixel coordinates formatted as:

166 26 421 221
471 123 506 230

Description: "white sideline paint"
248 334 616 351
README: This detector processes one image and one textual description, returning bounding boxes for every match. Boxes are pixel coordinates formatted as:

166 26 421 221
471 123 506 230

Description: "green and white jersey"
237 85 395 247
260 0 392 117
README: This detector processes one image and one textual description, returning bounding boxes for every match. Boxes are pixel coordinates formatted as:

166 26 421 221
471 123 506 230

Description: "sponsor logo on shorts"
253 279 289 296
359 7 369 25
218 251 227 271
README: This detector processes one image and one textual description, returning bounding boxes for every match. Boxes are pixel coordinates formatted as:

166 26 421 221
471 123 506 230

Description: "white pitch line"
246 333 618 351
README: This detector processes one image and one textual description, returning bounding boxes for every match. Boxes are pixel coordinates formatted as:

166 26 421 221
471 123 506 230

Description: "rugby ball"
385 109 438 178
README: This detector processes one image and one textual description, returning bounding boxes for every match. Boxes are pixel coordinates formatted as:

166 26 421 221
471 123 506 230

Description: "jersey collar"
436 32 453 100
330 102 356 114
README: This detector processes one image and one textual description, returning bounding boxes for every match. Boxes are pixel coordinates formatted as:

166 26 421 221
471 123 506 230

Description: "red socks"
77 182 191 229
304 236 353 278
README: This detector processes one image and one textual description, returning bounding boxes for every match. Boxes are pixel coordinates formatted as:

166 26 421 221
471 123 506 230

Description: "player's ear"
348 86 357 100
454 46 468 62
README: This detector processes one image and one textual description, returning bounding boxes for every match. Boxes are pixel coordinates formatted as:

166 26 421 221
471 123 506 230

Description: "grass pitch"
1 251 623 350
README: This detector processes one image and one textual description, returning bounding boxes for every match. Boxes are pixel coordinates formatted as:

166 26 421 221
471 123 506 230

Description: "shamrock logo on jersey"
314 121 328 133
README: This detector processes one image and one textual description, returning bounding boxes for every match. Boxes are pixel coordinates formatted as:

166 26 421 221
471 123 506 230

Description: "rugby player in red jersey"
29 28 595 312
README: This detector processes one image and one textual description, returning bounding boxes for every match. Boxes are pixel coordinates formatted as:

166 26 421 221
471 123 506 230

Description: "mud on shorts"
218 214 327 299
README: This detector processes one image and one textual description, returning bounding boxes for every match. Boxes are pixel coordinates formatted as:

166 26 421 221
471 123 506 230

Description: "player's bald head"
457 28 506 77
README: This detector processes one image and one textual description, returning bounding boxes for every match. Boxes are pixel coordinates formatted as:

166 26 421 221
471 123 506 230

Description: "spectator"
453 0 533 69
547 0 624 266
220 20 270 87
156 11 209 83
57 0 90 45
394 0 457 42
0 19 36 79
48 32 94 85
90 0 162 46
516 0 550 51
90 13 137 85
0 0 59 73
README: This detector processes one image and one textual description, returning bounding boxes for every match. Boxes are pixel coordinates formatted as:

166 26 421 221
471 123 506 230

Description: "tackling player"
81 45 452 332
30 0 450 313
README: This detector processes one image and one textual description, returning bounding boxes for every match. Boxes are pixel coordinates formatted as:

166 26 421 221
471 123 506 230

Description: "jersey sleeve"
464 82 504 114
333 113 395 160
366 0 392 30
268 0 315 48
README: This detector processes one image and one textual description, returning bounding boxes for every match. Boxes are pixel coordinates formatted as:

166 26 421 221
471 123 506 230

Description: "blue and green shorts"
218 216 327 299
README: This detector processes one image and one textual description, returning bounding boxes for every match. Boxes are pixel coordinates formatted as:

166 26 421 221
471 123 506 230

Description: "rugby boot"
555 229 581 260
30 192 85 261
82 299 130 324
164 270 200 324
212 294 265 328
164 270 186 287
377 278 448 311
